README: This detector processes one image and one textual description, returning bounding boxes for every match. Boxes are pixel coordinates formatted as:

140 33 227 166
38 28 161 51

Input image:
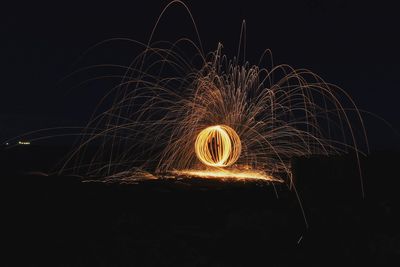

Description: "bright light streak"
195 125 241 167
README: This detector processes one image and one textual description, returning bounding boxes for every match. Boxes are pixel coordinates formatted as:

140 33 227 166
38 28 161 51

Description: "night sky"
1 0 399 150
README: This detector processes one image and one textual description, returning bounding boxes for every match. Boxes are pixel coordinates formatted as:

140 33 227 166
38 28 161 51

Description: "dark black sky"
1 0 399 150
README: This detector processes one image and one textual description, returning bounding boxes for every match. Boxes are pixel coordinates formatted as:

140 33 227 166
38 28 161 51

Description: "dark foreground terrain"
2 146 400 266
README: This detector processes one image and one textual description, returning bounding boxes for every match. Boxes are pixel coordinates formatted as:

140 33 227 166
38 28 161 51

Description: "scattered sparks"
54 2 368 189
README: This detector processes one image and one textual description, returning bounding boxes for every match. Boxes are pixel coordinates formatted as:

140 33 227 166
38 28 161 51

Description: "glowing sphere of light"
195 125 241 167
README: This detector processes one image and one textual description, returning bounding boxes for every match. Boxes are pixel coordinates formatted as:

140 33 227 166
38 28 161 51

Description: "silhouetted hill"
2 146 399 266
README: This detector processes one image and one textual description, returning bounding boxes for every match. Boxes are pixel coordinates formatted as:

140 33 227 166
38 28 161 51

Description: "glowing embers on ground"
195 125 241 167
171 168 283 182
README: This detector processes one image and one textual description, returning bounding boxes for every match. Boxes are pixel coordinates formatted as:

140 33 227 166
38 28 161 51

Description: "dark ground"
2 146 400 266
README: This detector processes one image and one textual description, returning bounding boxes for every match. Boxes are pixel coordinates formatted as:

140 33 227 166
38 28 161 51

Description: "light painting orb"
195 125 241 167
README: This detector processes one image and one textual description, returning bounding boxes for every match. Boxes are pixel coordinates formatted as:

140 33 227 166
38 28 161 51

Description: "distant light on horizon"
18 141 31 145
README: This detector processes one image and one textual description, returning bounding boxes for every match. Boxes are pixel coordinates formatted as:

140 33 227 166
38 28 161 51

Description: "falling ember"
195 125 241 167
